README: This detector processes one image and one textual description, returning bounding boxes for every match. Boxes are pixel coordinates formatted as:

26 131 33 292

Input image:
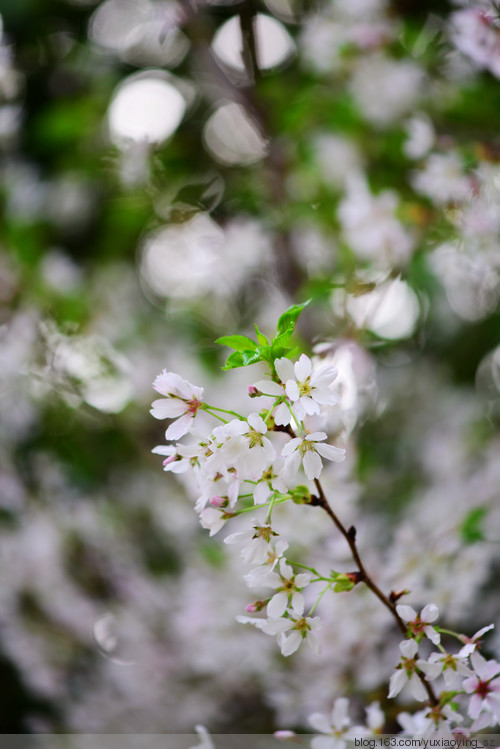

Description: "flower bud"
210 495 225 507
248 385 260 398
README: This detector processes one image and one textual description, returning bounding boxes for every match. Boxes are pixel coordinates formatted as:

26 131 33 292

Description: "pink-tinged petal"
285 380 300 401
150 398 186 419
421 603 439 623
388 670 407 699
396 605 417 622
267 592 288 618
471 651 500 680
462 675 478 694
254 380 283 396
280 631 302 656
303 450 323 480
294 354 312 381
315 442 346 463
290 591 304 616
468 693 483 720
281 438 301 457
275 357 295 384
273 401 291 426
409 673 427 702
309 712 331 734
300 396 320 415
165 413 193 440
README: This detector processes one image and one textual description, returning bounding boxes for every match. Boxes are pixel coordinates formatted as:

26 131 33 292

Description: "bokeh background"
1 0 500 734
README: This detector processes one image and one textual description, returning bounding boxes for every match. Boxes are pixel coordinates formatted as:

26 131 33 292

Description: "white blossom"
396 603 441 645
151 370 204 440
281 432 345 481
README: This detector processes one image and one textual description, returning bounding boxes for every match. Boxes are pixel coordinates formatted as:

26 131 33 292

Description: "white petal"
281 438 301 457
388 669 406 699
254 380 283 396
285 380 300 401
396 605 417 622
315 442 346 463
303 450 323 480
248 412 267 433
294 353 312 381
300 395 320 415
424 625 441 645
273 401 291 426
290 591 304 616
280 631 302 656
421 603 439 623
165 412 193 439
309 712 331 734
254 481 271 505
275 357 294 384
409 673 428 702
150 398 186 419
332 697 350 730
306 630 321 654
267 592 288 618
400 639 419 658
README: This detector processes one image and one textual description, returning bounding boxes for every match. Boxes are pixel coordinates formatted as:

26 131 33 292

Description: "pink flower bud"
248 385 259 398
210 495 225 507
245 602 258 613
162 455 177 467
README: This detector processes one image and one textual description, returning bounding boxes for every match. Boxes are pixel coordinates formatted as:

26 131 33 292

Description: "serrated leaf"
460 506 487 544
221 351 246 370
216 335 258 352
221 348 263 371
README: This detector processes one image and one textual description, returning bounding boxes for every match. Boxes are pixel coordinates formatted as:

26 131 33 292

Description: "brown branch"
312 477 438 706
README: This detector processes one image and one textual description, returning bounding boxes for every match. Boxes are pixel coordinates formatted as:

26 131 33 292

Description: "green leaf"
216 335 258 352
221 349 262 371
460 507 487 544
255 324 269 346
276 300 310 340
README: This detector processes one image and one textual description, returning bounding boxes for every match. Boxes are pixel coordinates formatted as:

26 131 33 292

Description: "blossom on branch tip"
151 370 204 440
396 603 440 645
282 432 345 480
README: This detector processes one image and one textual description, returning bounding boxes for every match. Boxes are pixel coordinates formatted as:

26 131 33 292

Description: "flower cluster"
152 350 347 656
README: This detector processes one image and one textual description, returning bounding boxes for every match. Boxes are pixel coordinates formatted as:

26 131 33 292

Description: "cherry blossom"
417 651 471 689
463 651 500 722
388 639 427 702
281 432 345 480
458 624 495 657
309 698 365 749
396 603 440 645
263 558 312 618
150 370 204 439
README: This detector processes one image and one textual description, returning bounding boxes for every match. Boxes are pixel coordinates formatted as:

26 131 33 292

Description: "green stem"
205 405 244 419
309 583 332 615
